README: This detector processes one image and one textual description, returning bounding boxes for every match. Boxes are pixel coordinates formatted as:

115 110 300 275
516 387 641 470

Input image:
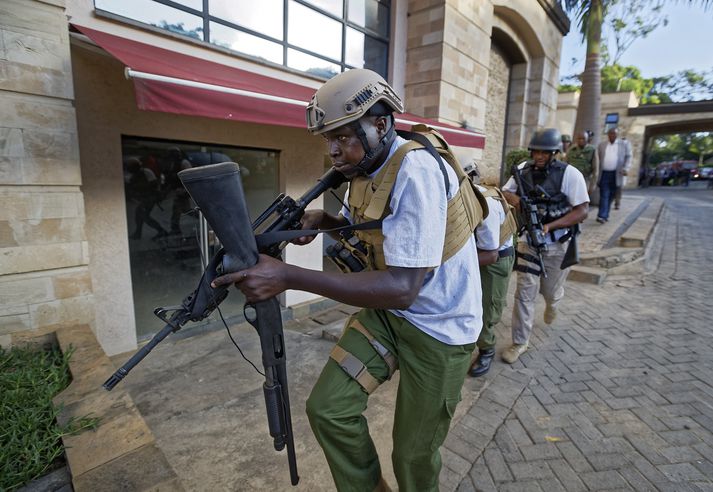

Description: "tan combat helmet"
306 69 404 134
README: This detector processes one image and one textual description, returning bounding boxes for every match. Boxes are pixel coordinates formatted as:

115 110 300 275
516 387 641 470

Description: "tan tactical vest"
480 185 518 247
346 125 488 271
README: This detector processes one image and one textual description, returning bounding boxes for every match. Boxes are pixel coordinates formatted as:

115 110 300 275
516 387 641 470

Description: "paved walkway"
453 183 713 491
112 182 713 491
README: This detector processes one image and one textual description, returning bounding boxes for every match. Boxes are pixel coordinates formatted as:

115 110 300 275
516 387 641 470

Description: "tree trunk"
574 0 603 146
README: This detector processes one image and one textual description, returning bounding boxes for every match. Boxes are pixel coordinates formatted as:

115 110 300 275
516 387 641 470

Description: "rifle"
511 165 548 278
103 162 346 486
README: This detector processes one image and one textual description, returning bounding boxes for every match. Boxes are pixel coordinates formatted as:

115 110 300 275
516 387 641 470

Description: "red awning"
73 25 485 148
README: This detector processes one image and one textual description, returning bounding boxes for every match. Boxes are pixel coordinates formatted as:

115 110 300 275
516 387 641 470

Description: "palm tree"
563 0 712 146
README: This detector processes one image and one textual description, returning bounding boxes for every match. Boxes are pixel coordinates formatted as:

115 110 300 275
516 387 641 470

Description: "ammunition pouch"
326 230 371 273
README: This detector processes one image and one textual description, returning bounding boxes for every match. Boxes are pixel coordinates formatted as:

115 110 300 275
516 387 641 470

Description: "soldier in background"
560 134 572 159
565 131 599 194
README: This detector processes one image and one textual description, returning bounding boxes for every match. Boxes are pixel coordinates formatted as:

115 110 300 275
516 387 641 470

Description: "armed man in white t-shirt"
500 128 589 364
465 163 518 377
213 69 485 491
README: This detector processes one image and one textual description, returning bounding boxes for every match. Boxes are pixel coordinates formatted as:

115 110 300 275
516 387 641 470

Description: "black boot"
469 348 495 377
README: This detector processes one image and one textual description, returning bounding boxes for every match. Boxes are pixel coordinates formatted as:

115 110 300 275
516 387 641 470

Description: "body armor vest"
343 127 487 271
519 160 571 224
480 186 518 247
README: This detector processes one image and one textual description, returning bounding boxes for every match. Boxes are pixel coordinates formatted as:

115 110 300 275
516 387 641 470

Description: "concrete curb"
568 197 664 284
52 325 183 491
618 197 664 248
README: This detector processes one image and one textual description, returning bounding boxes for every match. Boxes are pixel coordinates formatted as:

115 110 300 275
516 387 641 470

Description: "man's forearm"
477 249 499 266
545 203 589 232
285 265 426 310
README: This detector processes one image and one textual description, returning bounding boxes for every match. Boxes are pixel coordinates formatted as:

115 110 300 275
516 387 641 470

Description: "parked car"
695 167 713 180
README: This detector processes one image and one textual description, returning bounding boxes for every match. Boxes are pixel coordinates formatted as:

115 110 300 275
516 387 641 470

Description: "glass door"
122 136 279 339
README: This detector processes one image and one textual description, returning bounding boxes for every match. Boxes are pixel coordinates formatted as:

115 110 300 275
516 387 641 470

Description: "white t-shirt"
502 161 589 244
602 141 619 171
475 185 513 252
341 136 483 345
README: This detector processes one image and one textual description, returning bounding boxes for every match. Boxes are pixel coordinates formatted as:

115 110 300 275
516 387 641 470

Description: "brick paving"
452 184 713 491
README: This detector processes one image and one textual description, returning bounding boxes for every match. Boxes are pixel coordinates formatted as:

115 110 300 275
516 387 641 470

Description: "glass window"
95 0 390 78
121 137 279 338
170 0 203 11
96 0 204 39
345 28 365 68
210 0 284 40
210 22 284 64
288 1 342 61
301 0 343 17
287 49 339 79
346 27 387 75
348 0 389 37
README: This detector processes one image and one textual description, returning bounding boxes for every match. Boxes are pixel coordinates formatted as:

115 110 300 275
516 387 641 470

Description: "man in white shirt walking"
596 127 631 223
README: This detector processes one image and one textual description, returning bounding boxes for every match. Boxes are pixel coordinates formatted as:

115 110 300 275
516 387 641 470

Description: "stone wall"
0 0 94 348
404 0 565 175
480 43 510 185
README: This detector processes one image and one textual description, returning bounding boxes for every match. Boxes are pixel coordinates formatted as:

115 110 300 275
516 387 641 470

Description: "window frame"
93 0 391 78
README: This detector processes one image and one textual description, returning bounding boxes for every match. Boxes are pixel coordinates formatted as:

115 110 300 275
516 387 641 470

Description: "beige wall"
404 0 565 178
71 44 328 355
2 0 568 354
0 0 96 349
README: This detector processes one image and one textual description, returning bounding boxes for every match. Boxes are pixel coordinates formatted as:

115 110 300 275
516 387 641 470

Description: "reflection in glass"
210 0 284 40
287 49 340 79
302 0 343 17
210 22 284 64
95 0 204 39
121 137 279 338
348 0 389 37
288 1 342 61
346 28 387 76
345 28 365 68
170 0 203 10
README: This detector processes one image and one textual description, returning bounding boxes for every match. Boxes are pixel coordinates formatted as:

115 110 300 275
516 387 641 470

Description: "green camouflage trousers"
477 254 514 351
306 308 474 492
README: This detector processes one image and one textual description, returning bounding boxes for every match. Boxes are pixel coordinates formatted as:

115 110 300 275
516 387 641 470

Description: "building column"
0 0 100 348
404 0 492 156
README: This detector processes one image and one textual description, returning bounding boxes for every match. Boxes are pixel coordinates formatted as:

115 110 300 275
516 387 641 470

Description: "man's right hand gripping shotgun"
512 165 548 278
102 162 345 486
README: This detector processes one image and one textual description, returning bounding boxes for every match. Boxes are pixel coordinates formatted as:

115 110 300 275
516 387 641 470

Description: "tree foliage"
649 132 713 165
562 0 712 133
560 64 713 104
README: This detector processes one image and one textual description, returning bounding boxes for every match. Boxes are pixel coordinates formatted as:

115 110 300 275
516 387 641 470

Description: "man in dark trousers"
596 127 631 222
213 69 483 492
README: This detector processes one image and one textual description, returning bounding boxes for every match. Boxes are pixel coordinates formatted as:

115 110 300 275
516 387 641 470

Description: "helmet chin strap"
352 116 396 175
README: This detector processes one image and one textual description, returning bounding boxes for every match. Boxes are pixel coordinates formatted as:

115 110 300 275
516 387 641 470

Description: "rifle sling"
255 219 382 249
514 264 544 276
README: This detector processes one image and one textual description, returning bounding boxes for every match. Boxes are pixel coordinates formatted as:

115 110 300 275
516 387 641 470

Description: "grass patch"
0 345 99 491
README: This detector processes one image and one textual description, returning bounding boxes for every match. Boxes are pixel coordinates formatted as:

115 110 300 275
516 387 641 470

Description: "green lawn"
0 345 99 491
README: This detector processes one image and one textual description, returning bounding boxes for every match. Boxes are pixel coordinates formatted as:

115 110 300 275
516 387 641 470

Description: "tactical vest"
519 160 571 224
345 125 488 271
479 185 518 247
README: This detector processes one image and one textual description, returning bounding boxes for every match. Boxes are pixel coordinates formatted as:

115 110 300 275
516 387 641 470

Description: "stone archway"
483 24 528 185
481 42 513 185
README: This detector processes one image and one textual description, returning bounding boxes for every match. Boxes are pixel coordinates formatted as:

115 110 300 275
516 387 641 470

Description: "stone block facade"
0 0 568 355
0 0 94 349
405 0 567 183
